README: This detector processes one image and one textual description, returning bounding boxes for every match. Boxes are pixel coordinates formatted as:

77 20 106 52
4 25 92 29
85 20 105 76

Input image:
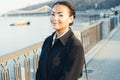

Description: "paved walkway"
80 27 120 80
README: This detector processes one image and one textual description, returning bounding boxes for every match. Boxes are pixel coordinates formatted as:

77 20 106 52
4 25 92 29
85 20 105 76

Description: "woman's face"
50 4 73 33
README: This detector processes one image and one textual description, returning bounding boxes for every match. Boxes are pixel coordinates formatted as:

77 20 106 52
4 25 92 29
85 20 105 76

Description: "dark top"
36 29 85 80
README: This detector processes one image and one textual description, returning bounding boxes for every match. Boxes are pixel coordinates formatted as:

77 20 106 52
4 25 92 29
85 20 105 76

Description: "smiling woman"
36 1 85 80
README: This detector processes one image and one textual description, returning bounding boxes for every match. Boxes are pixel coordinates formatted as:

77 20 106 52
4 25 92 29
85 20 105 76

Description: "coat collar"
52 28 74 46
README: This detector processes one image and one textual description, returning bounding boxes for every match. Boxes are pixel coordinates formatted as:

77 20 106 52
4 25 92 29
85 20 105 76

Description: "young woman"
36 1 85 80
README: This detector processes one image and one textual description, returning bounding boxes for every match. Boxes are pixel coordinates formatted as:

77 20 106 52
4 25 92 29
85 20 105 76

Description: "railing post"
1 62 11 80
24 53 31 80
33 50 38 80
14 57 22 80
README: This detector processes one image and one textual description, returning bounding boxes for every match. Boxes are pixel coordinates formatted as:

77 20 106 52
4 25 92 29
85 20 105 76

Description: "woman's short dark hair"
52 1 76 26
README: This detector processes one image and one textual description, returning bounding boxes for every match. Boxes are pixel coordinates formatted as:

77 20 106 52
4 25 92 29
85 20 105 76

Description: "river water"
0 16 89 56
0 16 52 55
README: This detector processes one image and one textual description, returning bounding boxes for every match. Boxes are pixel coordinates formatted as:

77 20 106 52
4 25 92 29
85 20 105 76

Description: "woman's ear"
69 15 74 24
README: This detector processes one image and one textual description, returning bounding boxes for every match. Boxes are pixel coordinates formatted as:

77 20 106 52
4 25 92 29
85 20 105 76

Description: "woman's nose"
53 15 59 20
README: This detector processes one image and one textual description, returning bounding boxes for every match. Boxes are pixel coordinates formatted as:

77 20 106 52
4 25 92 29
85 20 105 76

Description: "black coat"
36 29 85 80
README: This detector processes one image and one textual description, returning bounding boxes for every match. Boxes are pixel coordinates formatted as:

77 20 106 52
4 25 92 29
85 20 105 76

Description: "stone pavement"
79 26 120 80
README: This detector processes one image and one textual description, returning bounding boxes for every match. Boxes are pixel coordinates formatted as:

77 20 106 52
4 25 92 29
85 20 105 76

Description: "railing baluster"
33 49 38 80
1 62 11 80
14 57 22 80
24 53 31 80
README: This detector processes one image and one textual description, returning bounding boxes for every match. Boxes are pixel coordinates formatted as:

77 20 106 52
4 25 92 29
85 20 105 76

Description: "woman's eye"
59 14 63 17
51 13 55 16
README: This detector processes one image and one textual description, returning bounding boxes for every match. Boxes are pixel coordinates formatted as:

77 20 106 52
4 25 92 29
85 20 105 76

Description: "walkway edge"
85 26 120 63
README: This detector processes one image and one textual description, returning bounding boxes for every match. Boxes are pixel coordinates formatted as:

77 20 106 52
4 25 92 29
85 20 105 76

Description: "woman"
36 1 85 80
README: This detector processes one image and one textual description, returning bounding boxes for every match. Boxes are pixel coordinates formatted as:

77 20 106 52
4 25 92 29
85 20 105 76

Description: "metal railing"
0 43 42 80
79 22 101 53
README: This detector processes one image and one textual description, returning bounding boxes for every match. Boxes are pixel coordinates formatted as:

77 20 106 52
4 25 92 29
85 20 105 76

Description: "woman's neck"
56 27 69 38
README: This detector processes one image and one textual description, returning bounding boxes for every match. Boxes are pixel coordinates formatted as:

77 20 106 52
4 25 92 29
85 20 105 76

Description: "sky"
0 0 51 14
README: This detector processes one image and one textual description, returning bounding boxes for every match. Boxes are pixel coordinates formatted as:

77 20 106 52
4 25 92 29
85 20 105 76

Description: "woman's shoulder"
68 34 83 47
44 32 55 42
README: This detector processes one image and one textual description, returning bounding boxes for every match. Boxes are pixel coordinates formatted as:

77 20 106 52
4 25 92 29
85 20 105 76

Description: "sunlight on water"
0 16 54 55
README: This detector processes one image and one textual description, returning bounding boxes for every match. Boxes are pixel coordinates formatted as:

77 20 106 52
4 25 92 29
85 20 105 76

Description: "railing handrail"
0 42 43 64
79 22 101 32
